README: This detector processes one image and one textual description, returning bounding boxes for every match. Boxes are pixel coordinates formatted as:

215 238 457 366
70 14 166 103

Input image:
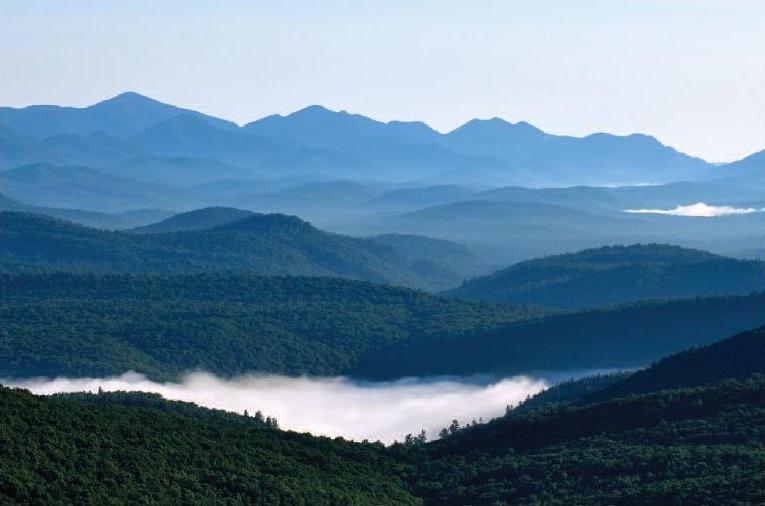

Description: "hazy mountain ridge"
0 193 171 229
0 210 470 291
446 244 765 308
0 91 236 138
5 92 757 187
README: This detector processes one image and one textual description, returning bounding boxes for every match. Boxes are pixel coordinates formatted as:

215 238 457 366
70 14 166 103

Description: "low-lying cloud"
5 372 549 443
623 202 764 217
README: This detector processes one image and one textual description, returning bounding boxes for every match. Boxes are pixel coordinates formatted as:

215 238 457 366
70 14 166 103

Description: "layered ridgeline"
0 192 171 229
0 210 475 291
0 91 730 187
2 327 763 505
2 271 763 380
408 332 765 505
446 244 765 309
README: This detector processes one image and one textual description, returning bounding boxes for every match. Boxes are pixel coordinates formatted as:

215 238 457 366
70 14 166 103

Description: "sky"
1 0 763 162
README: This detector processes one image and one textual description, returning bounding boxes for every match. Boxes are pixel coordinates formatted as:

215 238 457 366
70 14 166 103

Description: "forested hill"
359 291 765 378
408 377 764 505
0 211 463 291
591 325 765 400
506 325 765 414
3 376 762 504
132 206 254 233
2 272 763 381
0 272 539 380
407 324 765 504
446 243 765 309
0 386 419 505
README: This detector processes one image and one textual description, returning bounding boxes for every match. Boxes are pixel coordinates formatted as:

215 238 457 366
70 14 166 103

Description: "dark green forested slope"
406 328 765 505
360 292 765 378
446 244 765 309
591 325 765 401
507 324 765 415
0 387 418 506
0 211 462 291
2 378 762 505
2 326 764 505
131 206 254 233
0 272 537 380
2 272 763 381
406 378 765 505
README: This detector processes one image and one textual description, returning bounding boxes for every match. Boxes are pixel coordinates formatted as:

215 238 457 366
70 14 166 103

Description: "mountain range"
2 92 763 267
3 91 759 187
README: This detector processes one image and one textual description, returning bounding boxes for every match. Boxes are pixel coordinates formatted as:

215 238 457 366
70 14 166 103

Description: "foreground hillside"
405 326 765 505
2 326 763 505
0 211 465 291
446 244 765 309
2 272 763 380
0 387 418 505
408 378 764 505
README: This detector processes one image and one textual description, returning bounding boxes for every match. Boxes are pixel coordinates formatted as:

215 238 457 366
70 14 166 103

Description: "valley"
2 10 764 501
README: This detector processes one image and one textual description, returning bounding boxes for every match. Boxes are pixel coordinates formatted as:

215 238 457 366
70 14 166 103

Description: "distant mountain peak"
294 104 336 115
450 117 545 136
92 91 166 110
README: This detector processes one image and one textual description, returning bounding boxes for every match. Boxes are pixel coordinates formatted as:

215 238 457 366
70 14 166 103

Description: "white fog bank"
623 202 764 217
5 372 550 443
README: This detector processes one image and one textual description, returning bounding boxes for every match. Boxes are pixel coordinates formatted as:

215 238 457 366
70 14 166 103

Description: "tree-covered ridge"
131 206 255 233
368 233 492 286
591 325 765 401
507 324 765 415
407 378 765 505
53 390 281 430
360 292 765 378
0 210 466 291
0 386 419 505
3 272 763 381
507 372 630 415
446 243 765 309
0 272 538 380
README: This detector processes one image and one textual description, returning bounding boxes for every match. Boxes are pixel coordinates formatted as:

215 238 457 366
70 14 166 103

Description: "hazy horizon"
2 0 763 163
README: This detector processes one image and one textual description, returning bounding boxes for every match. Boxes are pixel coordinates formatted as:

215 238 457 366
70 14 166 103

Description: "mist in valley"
7 372 555 443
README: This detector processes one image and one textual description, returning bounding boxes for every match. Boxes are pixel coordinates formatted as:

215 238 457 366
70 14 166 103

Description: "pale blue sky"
2 0 763 161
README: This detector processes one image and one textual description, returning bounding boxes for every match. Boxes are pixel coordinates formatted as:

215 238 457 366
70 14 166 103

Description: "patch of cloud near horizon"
624 202 764 217
5 372 548 444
